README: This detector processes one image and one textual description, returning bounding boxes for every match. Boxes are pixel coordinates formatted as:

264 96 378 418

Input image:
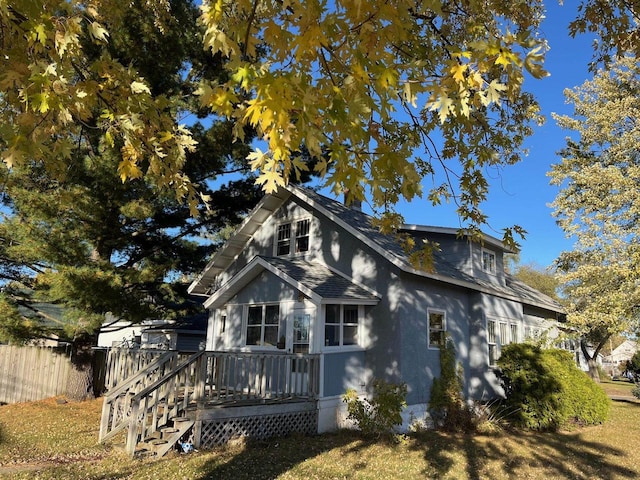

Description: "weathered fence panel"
0 345 73 404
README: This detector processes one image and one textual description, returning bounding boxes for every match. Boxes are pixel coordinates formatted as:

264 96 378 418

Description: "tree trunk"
65 338 96 401
580 339 601 383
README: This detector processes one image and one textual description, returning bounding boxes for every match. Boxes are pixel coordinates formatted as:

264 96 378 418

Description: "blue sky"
310 3 596 269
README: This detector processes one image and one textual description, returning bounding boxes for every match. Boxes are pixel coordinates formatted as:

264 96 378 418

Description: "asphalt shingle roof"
261 256 379 302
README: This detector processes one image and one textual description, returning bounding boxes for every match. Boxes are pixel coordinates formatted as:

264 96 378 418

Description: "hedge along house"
188 185 565 431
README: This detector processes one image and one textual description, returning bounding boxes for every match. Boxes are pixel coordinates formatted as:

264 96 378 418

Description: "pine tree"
0 0 262 400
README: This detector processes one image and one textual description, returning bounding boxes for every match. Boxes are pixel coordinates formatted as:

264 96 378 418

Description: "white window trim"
487 316 520 366
243 303 284 350
274 217 312 257
482 248 496 274
322 304 364 351
427 309 446 350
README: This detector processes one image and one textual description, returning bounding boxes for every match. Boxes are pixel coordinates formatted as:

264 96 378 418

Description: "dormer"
398 225 514 287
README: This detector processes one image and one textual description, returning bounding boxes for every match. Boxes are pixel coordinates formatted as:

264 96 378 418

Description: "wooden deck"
99 349 320 456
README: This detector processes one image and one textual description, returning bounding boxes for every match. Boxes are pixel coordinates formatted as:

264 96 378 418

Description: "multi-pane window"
428 310 446 348
276 223 291 255
246 305 282 348
488 318 519 366
482 249 496 273
295 219 310 253
276 219 310 256
324 304 359 347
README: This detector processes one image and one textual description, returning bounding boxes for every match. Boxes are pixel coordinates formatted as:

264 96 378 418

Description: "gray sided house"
188 185 564 431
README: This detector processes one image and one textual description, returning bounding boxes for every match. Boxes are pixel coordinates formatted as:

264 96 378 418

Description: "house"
98 313 207 351
139 313 207 352
187 185 565 432
603 339 638 376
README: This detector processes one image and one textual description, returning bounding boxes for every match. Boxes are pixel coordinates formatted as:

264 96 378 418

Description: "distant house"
187 185 565 431
97 313 207 352
603 339 638 376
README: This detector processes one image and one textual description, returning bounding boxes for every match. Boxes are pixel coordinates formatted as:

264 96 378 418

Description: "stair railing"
124 351 206 456
99 351 178 443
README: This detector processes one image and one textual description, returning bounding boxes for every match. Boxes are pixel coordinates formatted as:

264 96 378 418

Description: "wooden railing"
103 347 191 391
99 350 320 457
125 352 205 456
99 351 179 443
198 351 321 403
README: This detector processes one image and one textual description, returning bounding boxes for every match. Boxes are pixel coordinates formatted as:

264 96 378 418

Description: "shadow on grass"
416 426 637 480
191 431 372 480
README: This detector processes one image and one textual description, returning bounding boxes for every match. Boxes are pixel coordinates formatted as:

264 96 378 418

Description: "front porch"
99 349 320 457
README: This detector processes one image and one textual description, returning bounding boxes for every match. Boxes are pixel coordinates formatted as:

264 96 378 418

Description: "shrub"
428 335 474 432
633 384 640 400
497 343 610 431
343 379 407 438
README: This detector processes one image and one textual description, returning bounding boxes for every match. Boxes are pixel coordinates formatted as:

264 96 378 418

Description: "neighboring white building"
603 339 638 376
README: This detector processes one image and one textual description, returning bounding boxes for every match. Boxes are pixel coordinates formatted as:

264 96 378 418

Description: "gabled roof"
190 185 563 314
204 256 380 310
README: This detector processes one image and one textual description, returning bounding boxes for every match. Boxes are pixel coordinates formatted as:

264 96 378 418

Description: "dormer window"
276 218 310 256
482 248 496 274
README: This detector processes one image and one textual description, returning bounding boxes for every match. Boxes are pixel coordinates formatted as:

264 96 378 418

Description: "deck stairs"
99 351 203 458
99 349 321 455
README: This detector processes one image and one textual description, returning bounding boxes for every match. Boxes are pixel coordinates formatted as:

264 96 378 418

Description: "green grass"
0 383 638 480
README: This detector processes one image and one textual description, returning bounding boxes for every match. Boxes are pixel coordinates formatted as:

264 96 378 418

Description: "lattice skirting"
197 403 317 448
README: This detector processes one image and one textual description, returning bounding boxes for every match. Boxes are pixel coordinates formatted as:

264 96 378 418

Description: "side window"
324 304 360 347
276 218 311 256
427 310 446 349
482 249 496 274
488 318 519 366
488 319 497 366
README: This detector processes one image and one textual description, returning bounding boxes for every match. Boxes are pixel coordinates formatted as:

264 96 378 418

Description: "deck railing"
198 351 321 403
103 347 194 391
99 350 320 456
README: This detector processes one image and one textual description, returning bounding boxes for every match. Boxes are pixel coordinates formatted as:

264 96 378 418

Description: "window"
246 304 283 348
488 318 519 366
482 249 496 273
510 324 518 344
276 223 291 255
488 320 497 366
428 310 446 348
324 304 359 347
219 313 227 334
276 218 311 256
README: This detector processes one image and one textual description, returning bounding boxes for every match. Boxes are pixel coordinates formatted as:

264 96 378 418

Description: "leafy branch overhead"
0 1 201 214
199 0 549 242
2 1 639 250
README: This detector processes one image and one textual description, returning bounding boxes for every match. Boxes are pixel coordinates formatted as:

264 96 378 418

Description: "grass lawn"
0 381 638 480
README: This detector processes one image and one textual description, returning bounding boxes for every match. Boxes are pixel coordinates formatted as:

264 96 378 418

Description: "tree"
568 0 640 70
549 55 640 382
512 261 561 301
0 0 263 400
0 1 203 212
198 0 550 246
3 1 640 251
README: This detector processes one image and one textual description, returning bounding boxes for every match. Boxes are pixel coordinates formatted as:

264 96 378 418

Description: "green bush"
343 379 407 438
497 344 610 431
428 335 474 432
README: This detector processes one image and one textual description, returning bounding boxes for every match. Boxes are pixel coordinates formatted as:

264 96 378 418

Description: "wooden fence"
0 345 73 404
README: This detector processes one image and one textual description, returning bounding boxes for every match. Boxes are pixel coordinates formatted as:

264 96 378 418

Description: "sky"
311 3 597 269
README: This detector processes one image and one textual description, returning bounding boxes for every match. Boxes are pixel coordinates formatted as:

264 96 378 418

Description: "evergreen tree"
0 0 262 400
